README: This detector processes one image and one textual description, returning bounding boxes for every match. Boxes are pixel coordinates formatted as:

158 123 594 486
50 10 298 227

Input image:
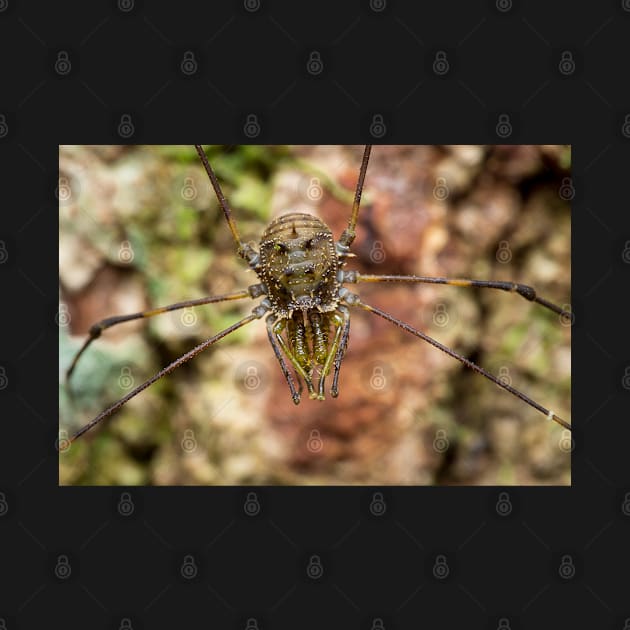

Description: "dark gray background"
1 0 629 628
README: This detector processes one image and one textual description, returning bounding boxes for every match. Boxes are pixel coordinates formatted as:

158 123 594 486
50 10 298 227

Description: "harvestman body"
64 145 572 444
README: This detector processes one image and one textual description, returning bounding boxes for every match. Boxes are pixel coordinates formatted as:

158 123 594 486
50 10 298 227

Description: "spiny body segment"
259 213 340 316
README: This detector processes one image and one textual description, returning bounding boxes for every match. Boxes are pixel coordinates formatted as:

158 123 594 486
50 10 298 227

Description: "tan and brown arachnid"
59 145 571 485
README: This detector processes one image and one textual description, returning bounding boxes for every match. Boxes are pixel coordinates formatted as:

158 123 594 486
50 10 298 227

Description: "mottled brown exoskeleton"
258 212 349 401
64 145 572 444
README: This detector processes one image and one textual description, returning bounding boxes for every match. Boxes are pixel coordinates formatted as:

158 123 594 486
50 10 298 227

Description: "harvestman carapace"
63 145 572 444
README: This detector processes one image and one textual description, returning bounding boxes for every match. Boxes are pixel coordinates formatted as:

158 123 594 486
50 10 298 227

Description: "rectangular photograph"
59 145 571 486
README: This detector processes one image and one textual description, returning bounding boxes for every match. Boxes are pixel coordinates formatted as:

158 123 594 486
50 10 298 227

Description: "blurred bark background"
59 144 571 485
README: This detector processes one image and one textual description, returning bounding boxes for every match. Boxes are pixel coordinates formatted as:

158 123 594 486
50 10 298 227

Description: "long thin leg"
352 298 571 431
331 306 351 397
67 312 261 443
66 289 253 382
344 272 571 319
317 310 348 399
265 316 301 404
194 145 258 266
338 145 372 249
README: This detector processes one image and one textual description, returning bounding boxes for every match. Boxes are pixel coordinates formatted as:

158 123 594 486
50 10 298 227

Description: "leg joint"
515 283 536 301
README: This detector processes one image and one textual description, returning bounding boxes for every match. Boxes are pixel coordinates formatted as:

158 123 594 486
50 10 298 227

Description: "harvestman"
63 145 572 444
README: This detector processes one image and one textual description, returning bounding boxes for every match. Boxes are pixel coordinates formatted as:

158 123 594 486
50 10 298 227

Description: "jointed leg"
331 306 351 397
66 289 254 382
343 271 571 319
266 315 304 405
68 310 262 443
350 297 571 431
317 309 349 399
338 145 372 250
194 145 258 266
